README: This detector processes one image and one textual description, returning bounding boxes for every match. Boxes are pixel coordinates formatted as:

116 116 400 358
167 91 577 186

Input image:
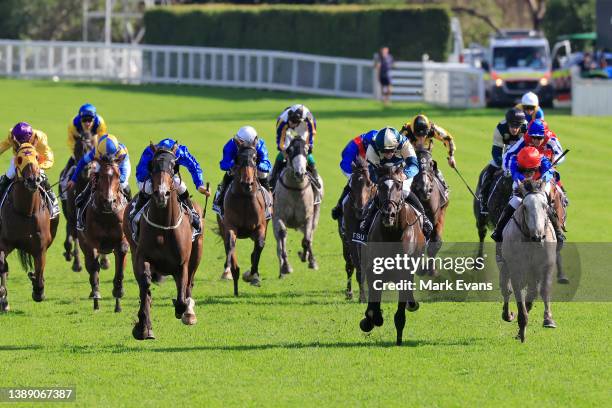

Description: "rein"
142 205 184 230
511 191 550 240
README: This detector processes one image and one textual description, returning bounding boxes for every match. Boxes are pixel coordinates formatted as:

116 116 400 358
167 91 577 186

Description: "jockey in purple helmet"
0 122 59 218
212 126 272 216
330 129 377 220
130 138 209 230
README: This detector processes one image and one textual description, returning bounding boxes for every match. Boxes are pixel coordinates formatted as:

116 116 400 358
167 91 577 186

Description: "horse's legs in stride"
476 216 487 259
541 265 557 328
499 263 515 322
132 258 155 340
63 223 73 262
395 299 408 346
83 247 101 310
248 232 265 286
274 218 291 277
112 241 128 313
173 262 190 323
0 248 11 312
31 252 46 302
225 230 239 296
301 220 318 270
72 236 82 272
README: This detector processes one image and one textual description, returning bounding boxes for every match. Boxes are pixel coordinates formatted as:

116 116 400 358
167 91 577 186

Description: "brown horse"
0 144 59 311
412 148 448 276
217 144 269 295
123 144 203 340
359 165 426 345
78 159 129 312
337 156 376 302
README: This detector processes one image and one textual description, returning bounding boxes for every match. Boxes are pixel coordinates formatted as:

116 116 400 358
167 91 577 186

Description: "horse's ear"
149 141 156 152
351 161 357 170
517 181 527 196
172 141 179 154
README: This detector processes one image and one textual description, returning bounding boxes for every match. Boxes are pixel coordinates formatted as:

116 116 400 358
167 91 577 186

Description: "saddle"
214 184 272 221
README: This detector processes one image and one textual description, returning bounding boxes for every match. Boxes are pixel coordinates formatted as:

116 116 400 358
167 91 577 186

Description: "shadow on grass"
0 345 44 351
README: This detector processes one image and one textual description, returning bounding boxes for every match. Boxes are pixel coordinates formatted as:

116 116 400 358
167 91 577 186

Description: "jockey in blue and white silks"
502 119 564 174
330 129 377 220
213 126 272 215
131 138 208 230
353 127 433 244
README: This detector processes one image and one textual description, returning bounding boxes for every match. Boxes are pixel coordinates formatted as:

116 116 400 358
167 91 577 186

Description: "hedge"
144 4 451 61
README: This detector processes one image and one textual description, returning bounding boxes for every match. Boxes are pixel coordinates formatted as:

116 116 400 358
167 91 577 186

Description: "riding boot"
258 177 271 192
0 175 11 199
331 183 351 220
354 199 378 244
179 191 200 231
479 164 498 214
307 163 322 204
548 207 566 242
491 204 516 242
406 191 433 239
40 174 59 217
213 173 233 214
130 190 150 219
269 158 286 191
122 184 132 201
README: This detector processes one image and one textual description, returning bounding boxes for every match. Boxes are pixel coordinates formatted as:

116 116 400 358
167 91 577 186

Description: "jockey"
60 103 108 193
212 126 272 215
502 119 564 173
66 134 131 210
131 138 209 230
478 108 528 215
400 114 456 192
491 146 565 242
269 104 318 189
516 92 545 122
353 127 433 244
0 122 58 217
330 129 377 220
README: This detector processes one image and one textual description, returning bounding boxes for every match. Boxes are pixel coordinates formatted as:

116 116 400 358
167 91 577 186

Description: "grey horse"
500 180 557 343
272 138 323 277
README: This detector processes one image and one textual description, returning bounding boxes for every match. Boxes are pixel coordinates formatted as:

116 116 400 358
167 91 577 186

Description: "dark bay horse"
0 144 59 311
217 144 269 295
359 165 426 346
473 167 513 257
124 144 203 340
273 137 323 277
412 148 448 276
337 156 375 302
78 159 129 312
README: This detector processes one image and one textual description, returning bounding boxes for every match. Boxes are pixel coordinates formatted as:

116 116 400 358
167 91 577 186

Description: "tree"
524 0 547 30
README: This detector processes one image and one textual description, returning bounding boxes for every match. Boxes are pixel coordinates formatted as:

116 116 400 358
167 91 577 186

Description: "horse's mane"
354 156 368 170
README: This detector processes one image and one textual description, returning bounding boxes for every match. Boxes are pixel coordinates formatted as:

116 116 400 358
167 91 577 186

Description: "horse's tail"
17 249 34 273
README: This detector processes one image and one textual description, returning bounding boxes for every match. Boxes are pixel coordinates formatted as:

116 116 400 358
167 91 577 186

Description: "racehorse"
412 148 449 276
473 167 513 258
0 144 59 311
217 144 270 295
78 158 129 312
59 132 109 272
359 165 426 346
124 143 203 340
501 180 557 343
337 156 375 302
272 137 323 278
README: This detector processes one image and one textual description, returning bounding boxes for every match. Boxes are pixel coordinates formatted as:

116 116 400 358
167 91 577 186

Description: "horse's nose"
165 190 171 197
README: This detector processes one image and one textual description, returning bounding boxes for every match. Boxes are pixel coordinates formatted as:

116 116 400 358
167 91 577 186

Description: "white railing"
0 39 374 99
0 39 486 108
423 62 485 108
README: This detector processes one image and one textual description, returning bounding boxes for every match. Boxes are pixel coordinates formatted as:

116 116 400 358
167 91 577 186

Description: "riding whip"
452 165 479 201
202 182 210 220
551 149 570 166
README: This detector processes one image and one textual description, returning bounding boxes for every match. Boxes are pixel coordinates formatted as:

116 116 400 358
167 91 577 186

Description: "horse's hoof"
557 276 570 284
220 270 233 281
345 290 353 301
428 268 439 278
132 325 155 340
88 291 94 299
93 298 100 310
502 311 516 322
249 275 261 287
112 288 124 299
242 270 252 282
72 264 82 272
406 302 420 312
359 318 374 333
0 298 9 313
396 337 403 346
308 260 319 270
298 251 307 263
359 293 367 304
114 304 122 313
515 332 526 343
63 252 72 262
181 313 197 325
543 318 557 328
32 291 45 302
100 257 110 270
